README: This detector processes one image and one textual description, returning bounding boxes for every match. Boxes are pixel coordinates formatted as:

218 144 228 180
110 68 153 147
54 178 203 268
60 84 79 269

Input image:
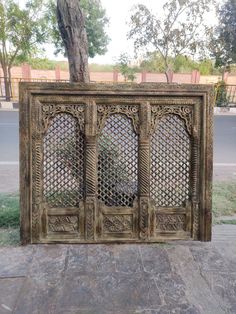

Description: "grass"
0 181 235 245
0 193 19 228
0 228 20 246
219 220 236 225
212 181 236 218
0 193 19 246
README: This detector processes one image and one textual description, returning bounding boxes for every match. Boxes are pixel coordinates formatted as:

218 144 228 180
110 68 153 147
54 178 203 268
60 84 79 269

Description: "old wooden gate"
20 83 213 244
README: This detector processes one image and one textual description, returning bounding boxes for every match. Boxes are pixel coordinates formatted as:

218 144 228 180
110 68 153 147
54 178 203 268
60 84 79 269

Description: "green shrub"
215 81 230 107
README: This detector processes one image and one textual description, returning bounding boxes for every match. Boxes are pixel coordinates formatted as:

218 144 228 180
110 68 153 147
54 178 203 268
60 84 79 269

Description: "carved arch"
97 104 139 134
150 105 193 135
41 104 85 134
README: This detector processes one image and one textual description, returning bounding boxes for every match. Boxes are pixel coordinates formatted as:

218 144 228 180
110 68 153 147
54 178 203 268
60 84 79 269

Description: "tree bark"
2 65 11 101
57 0 90 83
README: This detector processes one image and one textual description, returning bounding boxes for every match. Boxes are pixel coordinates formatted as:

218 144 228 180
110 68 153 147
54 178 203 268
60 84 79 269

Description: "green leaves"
128 0 216 76
47 0 110 58
211 0 236 69
0 0 51 68
115 53 137 82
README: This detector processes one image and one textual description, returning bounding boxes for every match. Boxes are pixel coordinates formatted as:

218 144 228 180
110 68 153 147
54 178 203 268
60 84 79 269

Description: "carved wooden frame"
20 83 214 244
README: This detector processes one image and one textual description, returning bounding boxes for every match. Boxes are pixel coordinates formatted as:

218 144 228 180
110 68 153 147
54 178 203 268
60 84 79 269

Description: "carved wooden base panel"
20 83 213 244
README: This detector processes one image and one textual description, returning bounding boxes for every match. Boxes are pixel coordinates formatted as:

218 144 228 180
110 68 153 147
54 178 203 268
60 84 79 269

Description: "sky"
91 0 167 64
18 0 218 64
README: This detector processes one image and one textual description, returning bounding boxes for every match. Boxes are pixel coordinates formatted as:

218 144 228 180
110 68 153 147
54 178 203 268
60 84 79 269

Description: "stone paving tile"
0 277 25 313
139 245 171 274
28 245 68 281
114 245 143 274
55 305 199 314
54 272 161 313
189 244 233 273
136 304 200 313
67 245 88 272
154 273 187 305
167 245 228 314
200 271 236 313
13 277 59 314
0 246 34 277
86 245 116 273
212 242 236 273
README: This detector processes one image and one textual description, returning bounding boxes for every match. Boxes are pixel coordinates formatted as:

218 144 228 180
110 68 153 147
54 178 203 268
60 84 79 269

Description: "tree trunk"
165 71 170 83
57 0 90 83
2 65 11 101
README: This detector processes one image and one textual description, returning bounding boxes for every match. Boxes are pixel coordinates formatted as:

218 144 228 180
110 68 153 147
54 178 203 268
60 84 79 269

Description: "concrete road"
0 111 235 192
0 111 18 162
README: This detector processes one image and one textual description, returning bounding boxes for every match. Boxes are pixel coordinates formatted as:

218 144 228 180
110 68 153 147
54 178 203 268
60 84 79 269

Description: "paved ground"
0 225 236 314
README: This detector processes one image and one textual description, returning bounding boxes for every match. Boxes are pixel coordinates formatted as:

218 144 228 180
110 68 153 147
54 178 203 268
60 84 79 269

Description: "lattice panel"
43 113 85 207
150 114 191 207
98 114 138 207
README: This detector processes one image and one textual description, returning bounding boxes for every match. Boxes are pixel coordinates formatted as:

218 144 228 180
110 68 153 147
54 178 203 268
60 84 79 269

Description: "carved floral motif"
151 105 193 135
42 104 85 134
156 214 185 231
103 214 133 233
48 216 78 232
97 104 139 134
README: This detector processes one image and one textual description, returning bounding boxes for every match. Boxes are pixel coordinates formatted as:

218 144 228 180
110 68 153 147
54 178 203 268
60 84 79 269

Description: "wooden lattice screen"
20 83 214 244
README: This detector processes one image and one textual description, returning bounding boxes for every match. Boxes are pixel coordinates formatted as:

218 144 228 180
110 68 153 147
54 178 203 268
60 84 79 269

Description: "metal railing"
226 85 236 105
1 76 236 107
0 77 69 101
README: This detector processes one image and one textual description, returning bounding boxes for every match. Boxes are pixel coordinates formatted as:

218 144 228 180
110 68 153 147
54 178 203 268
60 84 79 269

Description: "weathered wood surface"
19 83 214 244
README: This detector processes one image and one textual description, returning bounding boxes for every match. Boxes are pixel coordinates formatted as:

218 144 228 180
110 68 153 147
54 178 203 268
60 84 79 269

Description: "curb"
214 107 236 115
0 101 19 111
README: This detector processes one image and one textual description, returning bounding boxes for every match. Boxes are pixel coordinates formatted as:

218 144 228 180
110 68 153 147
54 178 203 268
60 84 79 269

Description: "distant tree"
210 0 236 78
140 52 214 75
48 0 110 59
0 0 49 100
128 0 216 82
116 53 137 82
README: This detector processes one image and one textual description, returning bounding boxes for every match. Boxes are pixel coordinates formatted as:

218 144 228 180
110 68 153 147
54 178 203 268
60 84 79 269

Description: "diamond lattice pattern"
98 114 138 207
43 113 85 207
150 114 190 207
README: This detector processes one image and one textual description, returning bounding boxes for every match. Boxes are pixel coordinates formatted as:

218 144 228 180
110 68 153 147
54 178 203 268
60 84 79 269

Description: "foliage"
47 0 110 58
128 0 215 81
13 57 69 70
215 81 230 107
115 53 137 82
0 0 50 99
0 193 19 228
210 0 236 70
140 52 214 75
89 63 114 72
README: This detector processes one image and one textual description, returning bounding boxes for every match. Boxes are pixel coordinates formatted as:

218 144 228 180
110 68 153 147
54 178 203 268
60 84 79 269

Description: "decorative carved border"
20 83 213 243
150 105 194 135
97 104 139 134
41 103 85 134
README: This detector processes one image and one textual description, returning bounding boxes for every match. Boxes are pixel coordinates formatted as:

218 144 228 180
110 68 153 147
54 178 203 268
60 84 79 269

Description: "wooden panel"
19 83 214 244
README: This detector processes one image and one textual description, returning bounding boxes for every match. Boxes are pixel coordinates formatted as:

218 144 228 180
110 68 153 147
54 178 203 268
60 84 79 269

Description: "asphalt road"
0 111 235 192
0 111 236 163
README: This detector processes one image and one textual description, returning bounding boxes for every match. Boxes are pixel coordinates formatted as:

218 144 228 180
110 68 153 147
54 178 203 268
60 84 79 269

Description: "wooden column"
85 101 97 240
139 102 151 240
